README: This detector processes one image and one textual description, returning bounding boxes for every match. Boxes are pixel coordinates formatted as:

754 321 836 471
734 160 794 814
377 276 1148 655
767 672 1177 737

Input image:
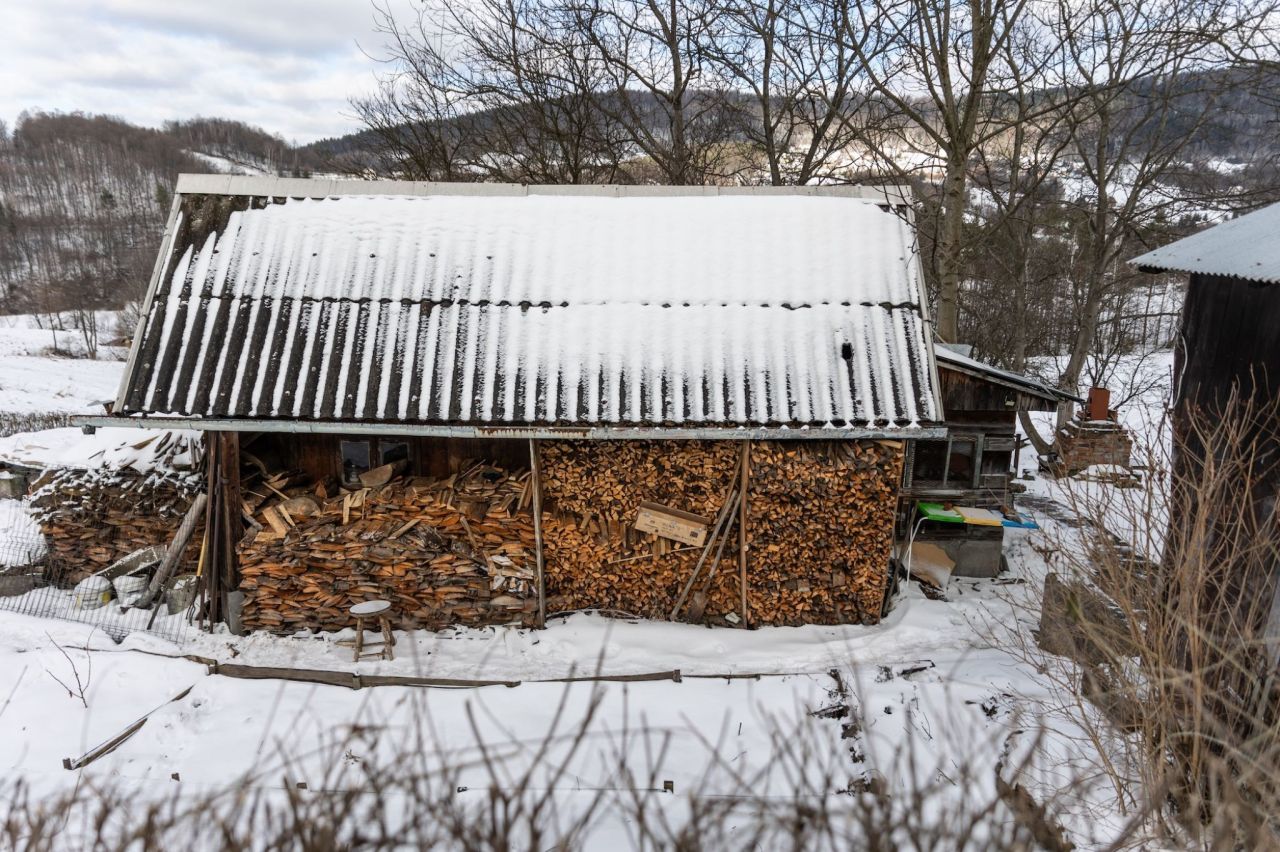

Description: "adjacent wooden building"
899 346 1071 577
1133 204 1280 663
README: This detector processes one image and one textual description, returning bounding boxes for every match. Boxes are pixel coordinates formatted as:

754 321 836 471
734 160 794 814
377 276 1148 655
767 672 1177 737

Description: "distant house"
79 176 1060 633
1133 203 1280 661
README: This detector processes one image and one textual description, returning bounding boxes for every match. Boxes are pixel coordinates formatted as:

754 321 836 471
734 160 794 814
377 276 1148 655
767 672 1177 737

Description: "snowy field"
0 321 1175 847
0 314 127 419
0 525 1135 847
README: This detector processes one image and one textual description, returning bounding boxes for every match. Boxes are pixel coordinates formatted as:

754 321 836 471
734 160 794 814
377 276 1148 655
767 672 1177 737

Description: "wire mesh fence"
0 499 193 644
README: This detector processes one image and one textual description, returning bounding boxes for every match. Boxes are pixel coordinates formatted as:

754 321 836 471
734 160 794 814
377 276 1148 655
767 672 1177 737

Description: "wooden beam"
529 439 546 628
137 491 208 609
739 441 751 628
202 432 221 626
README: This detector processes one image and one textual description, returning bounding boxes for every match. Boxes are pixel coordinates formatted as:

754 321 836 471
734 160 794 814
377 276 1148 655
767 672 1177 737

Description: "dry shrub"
1029 390 1280 848
0 678 1082 851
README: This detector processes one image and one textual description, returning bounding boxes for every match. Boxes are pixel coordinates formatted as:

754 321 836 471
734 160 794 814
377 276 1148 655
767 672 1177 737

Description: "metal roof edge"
173 174 914 205
75 415 945 441
939 360 1081 404
1129 203 1280 285
933 350 1081 403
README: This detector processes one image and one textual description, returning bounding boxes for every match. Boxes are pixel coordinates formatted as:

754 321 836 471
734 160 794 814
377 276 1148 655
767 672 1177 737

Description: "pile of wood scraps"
236 459 540 633
30 466 204 584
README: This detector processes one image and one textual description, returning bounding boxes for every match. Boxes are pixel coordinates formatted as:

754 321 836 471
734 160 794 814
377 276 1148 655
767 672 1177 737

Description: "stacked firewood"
29 467 204 584
746 441 904 625
539 439 903 627
539 441 742 621
237 462 539 633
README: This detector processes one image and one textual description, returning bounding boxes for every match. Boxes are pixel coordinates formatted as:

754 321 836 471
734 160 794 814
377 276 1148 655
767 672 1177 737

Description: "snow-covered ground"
0 525 1131 847
0 314 127 418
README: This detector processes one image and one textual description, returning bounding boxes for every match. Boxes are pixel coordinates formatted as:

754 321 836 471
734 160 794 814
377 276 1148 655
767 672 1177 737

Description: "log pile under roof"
236 462 539 633
539 439 903 626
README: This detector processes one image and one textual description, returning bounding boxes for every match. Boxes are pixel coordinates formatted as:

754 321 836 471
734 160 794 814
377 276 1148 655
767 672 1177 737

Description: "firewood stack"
746 441 904 626
30 467 204 584
538 439 903 626
539 441 742 621
236 461 539 633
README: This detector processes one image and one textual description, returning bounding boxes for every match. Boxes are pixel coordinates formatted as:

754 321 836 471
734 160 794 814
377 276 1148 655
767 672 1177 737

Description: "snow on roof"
0 428 201 474
1132 202 1280 285
933 345 1077 403
118 184 942 431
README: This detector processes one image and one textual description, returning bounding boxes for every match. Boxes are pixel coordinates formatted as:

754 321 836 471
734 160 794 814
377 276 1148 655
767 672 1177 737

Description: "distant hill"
0 112 326 319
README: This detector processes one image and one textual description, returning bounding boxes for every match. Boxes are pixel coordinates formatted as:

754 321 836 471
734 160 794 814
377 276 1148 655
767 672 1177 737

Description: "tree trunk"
1019 409 1053 456
935 156 967 342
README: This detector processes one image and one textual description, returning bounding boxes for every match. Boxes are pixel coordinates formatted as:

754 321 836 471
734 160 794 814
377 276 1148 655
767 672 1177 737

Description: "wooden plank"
634 502 711 546
739 441 750 628
62 685 194 770
262 506 290 536
529 438 546 629
387 518 419 540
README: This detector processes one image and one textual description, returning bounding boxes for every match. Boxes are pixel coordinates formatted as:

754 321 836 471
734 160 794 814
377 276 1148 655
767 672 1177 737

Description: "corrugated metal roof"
118 186 942 431
934 345 1078 403
1132 203 1280 284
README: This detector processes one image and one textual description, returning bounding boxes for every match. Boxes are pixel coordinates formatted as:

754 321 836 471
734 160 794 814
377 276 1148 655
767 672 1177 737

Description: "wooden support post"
529 438 546 628
739 441 750 628
202 432 221 626
138 491 208 610
200 431 242 628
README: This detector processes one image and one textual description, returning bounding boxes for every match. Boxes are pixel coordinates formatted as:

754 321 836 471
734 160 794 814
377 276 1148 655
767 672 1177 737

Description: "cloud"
0 0 416 142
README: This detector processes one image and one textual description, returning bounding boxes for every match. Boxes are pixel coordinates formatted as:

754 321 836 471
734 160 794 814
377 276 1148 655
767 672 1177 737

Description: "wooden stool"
350 600 395 662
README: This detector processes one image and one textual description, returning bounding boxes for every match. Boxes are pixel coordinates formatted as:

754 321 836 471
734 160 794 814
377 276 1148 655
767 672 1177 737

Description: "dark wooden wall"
937 365 1057 420
264 433 530 483
1176 274 1280 414
1171 272 1280 659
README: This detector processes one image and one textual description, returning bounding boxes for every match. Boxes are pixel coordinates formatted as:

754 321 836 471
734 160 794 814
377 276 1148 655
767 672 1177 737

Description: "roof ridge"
175 173 914 204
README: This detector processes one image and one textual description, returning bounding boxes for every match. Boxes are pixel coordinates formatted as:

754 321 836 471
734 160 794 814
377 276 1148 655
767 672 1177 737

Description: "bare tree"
569 0 739 184
352 0 632 184
1044 0 1275 422
843 0 1051 342
347 2 478 180
706 0 875 185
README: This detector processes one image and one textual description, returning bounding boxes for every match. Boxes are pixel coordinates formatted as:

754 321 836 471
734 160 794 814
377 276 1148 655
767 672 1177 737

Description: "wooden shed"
1133 203 1280 663
897 346 1072 578
81 176 1006 633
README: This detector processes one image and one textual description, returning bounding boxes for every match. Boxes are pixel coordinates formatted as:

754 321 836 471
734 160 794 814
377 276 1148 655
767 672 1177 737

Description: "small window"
341 440 372 486
912 441 948 482
948 439 976 486
379 440 409 467
982 450 1012 477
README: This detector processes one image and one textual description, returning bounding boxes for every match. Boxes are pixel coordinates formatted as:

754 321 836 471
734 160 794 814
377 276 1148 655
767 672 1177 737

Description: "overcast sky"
0 0 415 144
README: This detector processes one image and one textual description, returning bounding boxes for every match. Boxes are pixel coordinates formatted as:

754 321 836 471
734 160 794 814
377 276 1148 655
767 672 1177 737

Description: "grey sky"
0 0 415 143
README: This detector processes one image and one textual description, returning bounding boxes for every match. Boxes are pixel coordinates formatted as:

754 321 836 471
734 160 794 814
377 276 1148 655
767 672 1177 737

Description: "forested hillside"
0 113 321 353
